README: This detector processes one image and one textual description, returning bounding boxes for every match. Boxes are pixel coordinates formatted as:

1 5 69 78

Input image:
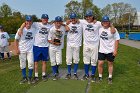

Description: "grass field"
0 44 140 93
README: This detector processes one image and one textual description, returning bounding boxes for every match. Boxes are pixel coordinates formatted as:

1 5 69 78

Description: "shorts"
0 46 9 53
33 46 49 62
98 52 115 62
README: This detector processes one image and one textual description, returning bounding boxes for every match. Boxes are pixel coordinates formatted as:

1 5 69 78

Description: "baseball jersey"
15 27 36 53
99 27 120 54
32 22 52 47
48 25 66 50
80 19 102 47
0 32 10 47
67 22 83 47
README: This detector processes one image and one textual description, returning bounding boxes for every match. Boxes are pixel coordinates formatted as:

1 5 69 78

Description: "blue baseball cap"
41 14 49 19
0 25 3 29
69 13 77 19
55 16 63 22
25 15 32 21
85 10 93 17
102 15 110 22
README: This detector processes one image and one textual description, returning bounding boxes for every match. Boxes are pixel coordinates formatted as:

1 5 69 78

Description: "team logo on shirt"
39 27 48 34
100 31 108 40
1 34 6 39
55 30 63 39
70 26 78 34
25 32 33 40
85 24 94 32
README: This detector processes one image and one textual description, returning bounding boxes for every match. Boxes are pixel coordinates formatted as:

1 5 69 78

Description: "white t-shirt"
33 22 52 47
15 27 36 53
80 19 102 47
99 27 120 54
48 25 66 50
0 32 10 47
67 23 83 47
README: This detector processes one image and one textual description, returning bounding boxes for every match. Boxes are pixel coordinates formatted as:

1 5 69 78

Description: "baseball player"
48 16 68 81
98 15 120 84
0 25 11 60
15 15 35 84
80 10 116 82
18 14 52 83
65 13 83 80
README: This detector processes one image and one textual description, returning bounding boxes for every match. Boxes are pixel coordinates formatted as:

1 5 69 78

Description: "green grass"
0 44 140 93
27 80 87 93
88 44 140 93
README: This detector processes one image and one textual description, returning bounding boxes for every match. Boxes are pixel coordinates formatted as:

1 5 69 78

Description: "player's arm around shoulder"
14 29 21 55
110 23 116 34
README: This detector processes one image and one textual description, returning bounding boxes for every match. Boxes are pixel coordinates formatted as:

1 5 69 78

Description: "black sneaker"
32 77 39 84
91 75 96 82
81 74 89 81
108 78 112 84
53 74 58 81
28 77 32 84
65 74 71 80
97 77 103 83
73 74 78 80
42 75 48 82
20 77 28 84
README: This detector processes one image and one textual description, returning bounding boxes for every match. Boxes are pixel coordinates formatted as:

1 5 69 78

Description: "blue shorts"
33 46 49 62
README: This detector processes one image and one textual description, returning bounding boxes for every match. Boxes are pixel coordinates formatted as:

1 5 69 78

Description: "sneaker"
20 77 28 84
53 74 58 81
32 77 39 84
81 74 89 81
42 75 48 82
97 77 103 83
65 74 71 80
73 74 78 80
108 78 112 84
28 77 32 84
91 75 96 82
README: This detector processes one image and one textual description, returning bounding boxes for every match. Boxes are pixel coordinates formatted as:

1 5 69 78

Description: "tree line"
0 1 138 34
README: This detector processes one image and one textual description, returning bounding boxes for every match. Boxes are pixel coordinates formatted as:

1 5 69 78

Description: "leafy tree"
0 3 12 17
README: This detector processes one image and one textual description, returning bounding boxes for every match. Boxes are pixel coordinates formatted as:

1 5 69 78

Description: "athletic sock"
52 65 57 75
35 72 38 77
28 69 33 78
99 74 102 78
74 64 78 74
42 72 46 76
91 66 96 75
22 68 26 78
108 74 112 78
67 65 71 74
84 64 90 76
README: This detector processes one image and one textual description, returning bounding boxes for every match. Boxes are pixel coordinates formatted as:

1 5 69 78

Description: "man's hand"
113 50 117 56
110 23 116 34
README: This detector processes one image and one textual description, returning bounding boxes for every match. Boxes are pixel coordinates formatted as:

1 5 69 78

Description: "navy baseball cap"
69 13 77 19
0 25 3 29
41 14 49 19
102 15 110 22
85 10 93 17
55 16 63 22
25 15 32 21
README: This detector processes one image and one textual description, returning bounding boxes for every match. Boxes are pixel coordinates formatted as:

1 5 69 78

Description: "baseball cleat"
108 78 112 84
91 75 96 82
65 74 71 80
73 74 78 80
81 74 89 81
20 77 28 84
